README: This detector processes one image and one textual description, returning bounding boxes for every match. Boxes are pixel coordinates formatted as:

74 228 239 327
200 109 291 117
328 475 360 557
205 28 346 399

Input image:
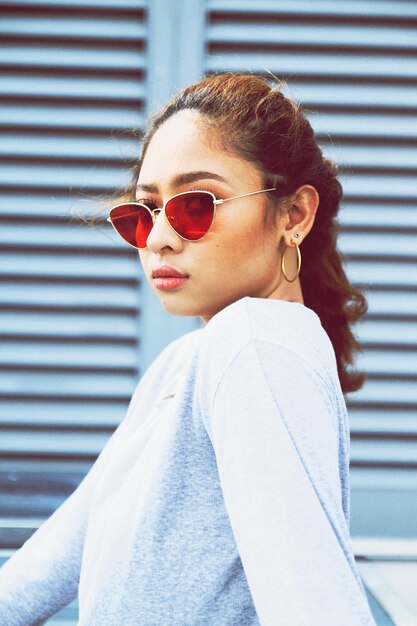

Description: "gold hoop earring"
281 243 302 283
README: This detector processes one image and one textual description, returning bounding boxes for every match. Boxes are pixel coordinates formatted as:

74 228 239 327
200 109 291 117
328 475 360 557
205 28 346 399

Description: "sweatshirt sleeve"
200 338 376 626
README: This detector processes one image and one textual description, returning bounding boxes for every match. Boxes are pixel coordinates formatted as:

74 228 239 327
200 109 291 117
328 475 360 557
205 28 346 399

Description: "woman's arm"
201 339 376 626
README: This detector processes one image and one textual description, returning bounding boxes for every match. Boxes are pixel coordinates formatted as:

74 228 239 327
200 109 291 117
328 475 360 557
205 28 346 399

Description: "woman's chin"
156 295 201 318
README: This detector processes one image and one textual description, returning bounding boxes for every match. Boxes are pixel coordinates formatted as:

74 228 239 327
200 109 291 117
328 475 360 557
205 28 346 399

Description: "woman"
0 73 376 625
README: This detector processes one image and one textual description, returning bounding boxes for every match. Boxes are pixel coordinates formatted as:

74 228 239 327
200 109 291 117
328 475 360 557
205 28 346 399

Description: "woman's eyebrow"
136 170 230 193
172 171 229 187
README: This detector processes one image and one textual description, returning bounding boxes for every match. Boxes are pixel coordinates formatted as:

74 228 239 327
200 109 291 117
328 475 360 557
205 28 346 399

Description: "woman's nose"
145 210 184 253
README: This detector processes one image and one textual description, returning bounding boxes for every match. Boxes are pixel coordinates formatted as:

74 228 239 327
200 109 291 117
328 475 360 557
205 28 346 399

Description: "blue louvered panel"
206 0 417 538
0 0 147 528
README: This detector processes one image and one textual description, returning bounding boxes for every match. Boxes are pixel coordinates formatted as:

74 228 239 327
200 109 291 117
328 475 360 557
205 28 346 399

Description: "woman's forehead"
139 111 261 191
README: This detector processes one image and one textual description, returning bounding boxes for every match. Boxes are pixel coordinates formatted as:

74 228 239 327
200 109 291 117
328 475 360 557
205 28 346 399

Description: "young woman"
0 73 376 625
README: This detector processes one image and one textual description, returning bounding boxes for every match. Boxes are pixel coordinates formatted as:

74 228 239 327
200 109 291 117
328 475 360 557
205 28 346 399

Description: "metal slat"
0 283 140 308
292 82 417 110
364 291 417 317
206 53 417 81
350 439 417 466
0 194 113 218
208 22 417 50
349 466 417 491
310 113 417 140
0 401 128 427
0 17 146 41
0 222 134 249
349 409 417 437
0 104 144 131
2 345 138 369
355 319 417 348
0 134 139 161
0 311 138 338
357 351 417 377
0 75 144 101
0 342 139 368
1 252 140 280
0 371 136 398
0 46 146 71
0 430 111 457
345 261 417 288
207 0 417 19
348 379 417 406
0 458 92 474
341 174 417 199
0 163 131 191
339 231 417 259
2 0 145 9
339 204 417 230
324 145 417 171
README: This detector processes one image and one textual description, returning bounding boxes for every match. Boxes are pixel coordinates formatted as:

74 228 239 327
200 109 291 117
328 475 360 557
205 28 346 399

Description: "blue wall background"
1 0 417 563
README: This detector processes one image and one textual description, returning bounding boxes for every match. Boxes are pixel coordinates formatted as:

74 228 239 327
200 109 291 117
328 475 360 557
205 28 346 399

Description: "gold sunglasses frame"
107 187 277 249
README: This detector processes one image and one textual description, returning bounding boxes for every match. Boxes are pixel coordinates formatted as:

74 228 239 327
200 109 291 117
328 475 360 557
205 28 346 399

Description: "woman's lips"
151 266 189 290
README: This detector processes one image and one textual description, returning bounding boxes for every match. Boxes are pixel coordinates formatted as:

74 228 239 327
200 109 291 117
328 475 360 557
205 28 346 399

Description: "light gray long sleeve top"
0 297 376 625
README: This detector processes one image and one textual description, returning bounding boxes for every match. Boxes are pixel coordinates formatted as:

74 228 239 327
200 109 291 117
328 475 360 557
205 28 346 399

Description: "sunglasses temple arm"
215 187 277 205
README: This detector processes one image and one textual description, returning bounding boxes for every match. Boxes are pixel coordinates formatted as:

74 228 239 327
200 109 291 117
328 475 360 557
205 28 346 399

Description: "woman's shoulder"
197 298 346 432
203 297 336 375
208 296 319 330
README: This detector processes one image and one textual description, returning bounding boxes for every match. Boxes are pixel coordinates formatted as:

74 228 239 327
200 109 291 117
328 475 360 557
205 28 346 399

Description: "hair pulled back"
130 73 367 394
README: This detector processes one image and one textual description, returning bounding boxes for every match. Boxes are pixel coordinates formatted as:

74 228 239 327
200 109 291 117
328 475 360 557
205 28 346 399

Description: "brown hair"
129 73 367 394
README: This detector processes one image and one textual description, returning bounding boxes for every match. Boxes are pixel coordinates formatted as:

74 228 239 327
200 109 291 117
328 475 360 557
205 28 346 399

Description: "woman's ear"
283 184 319 247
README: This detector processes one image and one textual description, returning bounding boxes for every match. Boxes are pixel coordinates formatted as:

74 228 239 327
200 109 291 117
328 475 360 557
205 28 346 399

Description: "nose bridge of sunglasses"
152 207 162 221
147 207 168 235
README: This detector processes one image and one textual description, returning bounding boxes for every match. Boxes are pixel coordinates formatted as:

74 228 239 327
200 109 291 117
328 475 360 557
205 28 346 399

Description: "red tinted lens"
165 192 214 240
109 203 153 248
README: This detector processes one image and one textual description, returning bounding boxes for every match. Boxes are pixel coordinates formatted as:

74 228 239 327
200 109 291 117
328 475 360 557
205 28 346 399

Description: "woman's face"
137 110 292 322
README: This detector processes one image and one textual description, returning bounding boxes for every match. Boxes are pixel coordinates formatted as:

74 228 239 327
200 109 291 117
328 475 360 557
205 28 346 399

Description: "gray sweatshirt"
0 297 376 625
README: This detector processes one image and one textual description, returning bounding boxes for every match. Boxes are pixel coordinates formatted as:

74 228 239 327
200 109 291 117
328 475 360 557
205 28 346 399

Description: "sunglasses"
107 187 277 249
